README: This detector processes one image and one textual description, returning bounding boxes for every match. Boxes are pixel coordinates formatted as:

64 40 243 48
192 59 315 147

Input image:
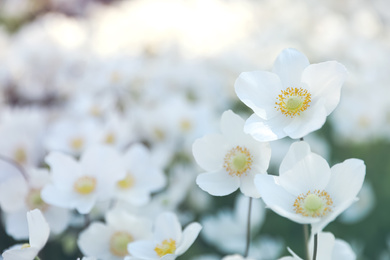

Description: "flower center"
14 147 27 164
74 176 97 195
275 87 311 117
26 189 48 211
154 239 176 257
223 146 253 177
109 231 133 257
293 190 333 217
104 132 116 144
117 173 135 190
21 243 31 249
70 137 84 150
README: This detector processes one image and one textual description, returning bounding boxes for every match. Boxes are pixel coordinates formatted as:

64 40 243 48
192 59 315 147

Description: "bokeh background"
0 0 390 259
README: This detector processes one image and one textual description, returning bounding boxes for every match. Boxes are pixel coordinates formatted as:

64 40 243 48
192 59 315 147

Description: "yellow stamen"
14 147 27 164
275 87 311 117
154 239 176 257
74 176 97 195
109 231 133 257
117 173 135 190
293 190 333 217
104 132 116 144
223 146 253 177
21 243 31 249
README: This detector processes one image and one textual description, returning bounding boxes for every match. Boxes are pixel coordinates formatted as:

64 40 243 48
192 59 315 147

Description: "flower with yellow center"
255 141 366 235
78 210 151 260
193 110 271 197
127 212 202 260
41 145 126 214
235 48 348 141
26 189 48 211
2 209 50 260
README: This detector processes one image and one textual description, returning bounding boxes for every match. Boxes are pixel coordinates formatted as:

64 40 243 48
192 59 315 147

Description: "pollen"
70 137 84 150
275 87 311 117
74 176 97 195
223 146 253 177
293 190 333 217
109 231 133 257
154 239 176 257
117 173 135 190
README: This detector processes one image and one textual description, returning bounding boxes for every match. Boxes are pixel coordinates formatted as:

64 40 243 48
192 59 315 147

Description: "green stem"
243 197 253 257
312 233 318 260
34 256 41 260
303 224 310 260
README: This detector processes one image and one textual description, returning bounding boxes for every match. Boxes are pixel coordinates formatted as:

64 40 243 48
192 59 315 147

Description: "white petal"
154 212 182 243
192 134 228 172
239 174 261 198
283 98 327 139
74 194 97 214
2 246 39 260
77 222 111 258
278 153 331 196
244 114 289 142
41 184 75 209
254 175 320 224
196 170 240 196
5 210 29 240
326 159 366 205
220 110 246 144
332 239 356 260
27 209 50 250
279 141 311 174
44 152 81 191
234 71 282 120
301 61 348 115
272 48 310 88
175 222 202 255
0 175 28 212
128 240 158 259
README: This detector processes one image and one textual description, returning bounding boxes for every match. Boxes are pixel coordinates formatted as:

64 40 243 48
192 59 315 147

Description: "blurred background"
0 0 390 259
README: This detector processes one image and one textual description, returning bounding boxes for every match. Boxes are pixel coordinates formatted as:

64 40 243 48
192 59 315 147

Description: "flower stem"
312 233 318 260
243 197 253 257
303 224 310 260
34 256 41 260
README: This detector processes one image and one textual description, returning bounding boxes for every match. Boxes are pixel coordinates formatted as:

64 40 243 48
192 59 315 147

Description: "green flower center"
26 189 48 211
223 146 253 177
294 190 333 217
109 231 133 257
275 87 312 117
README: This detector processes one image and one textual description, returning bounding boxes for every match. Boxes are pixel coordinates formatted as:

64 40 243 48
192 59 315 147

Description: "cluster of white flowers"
0 0 386 259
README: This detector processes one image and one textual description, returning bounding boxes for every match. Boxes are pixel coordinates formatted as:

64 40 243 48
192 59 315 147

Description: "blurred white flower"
44 116 101 156
222 255 255 260
0 168 70 239
41 145 126 214
279 232 356 260
235 48 347 141
78 210 152 260
255 141 366 234
114 143 166 206
201 194 266 254
339 182 375 224
2 209 50 260
193 110 271 197
127 212 202 260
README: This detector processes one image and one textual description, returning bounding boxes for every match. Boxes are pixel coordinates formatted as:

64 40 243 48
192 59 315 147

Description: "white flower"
0 168 70 239
78 210 152 260
193 110 271 197
279 232 356 260
222 255 255 260
127 212 202 260
114 143 166 206
255 141 366 234
41 145 126 214
235 48 347 141
2 209 50 260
